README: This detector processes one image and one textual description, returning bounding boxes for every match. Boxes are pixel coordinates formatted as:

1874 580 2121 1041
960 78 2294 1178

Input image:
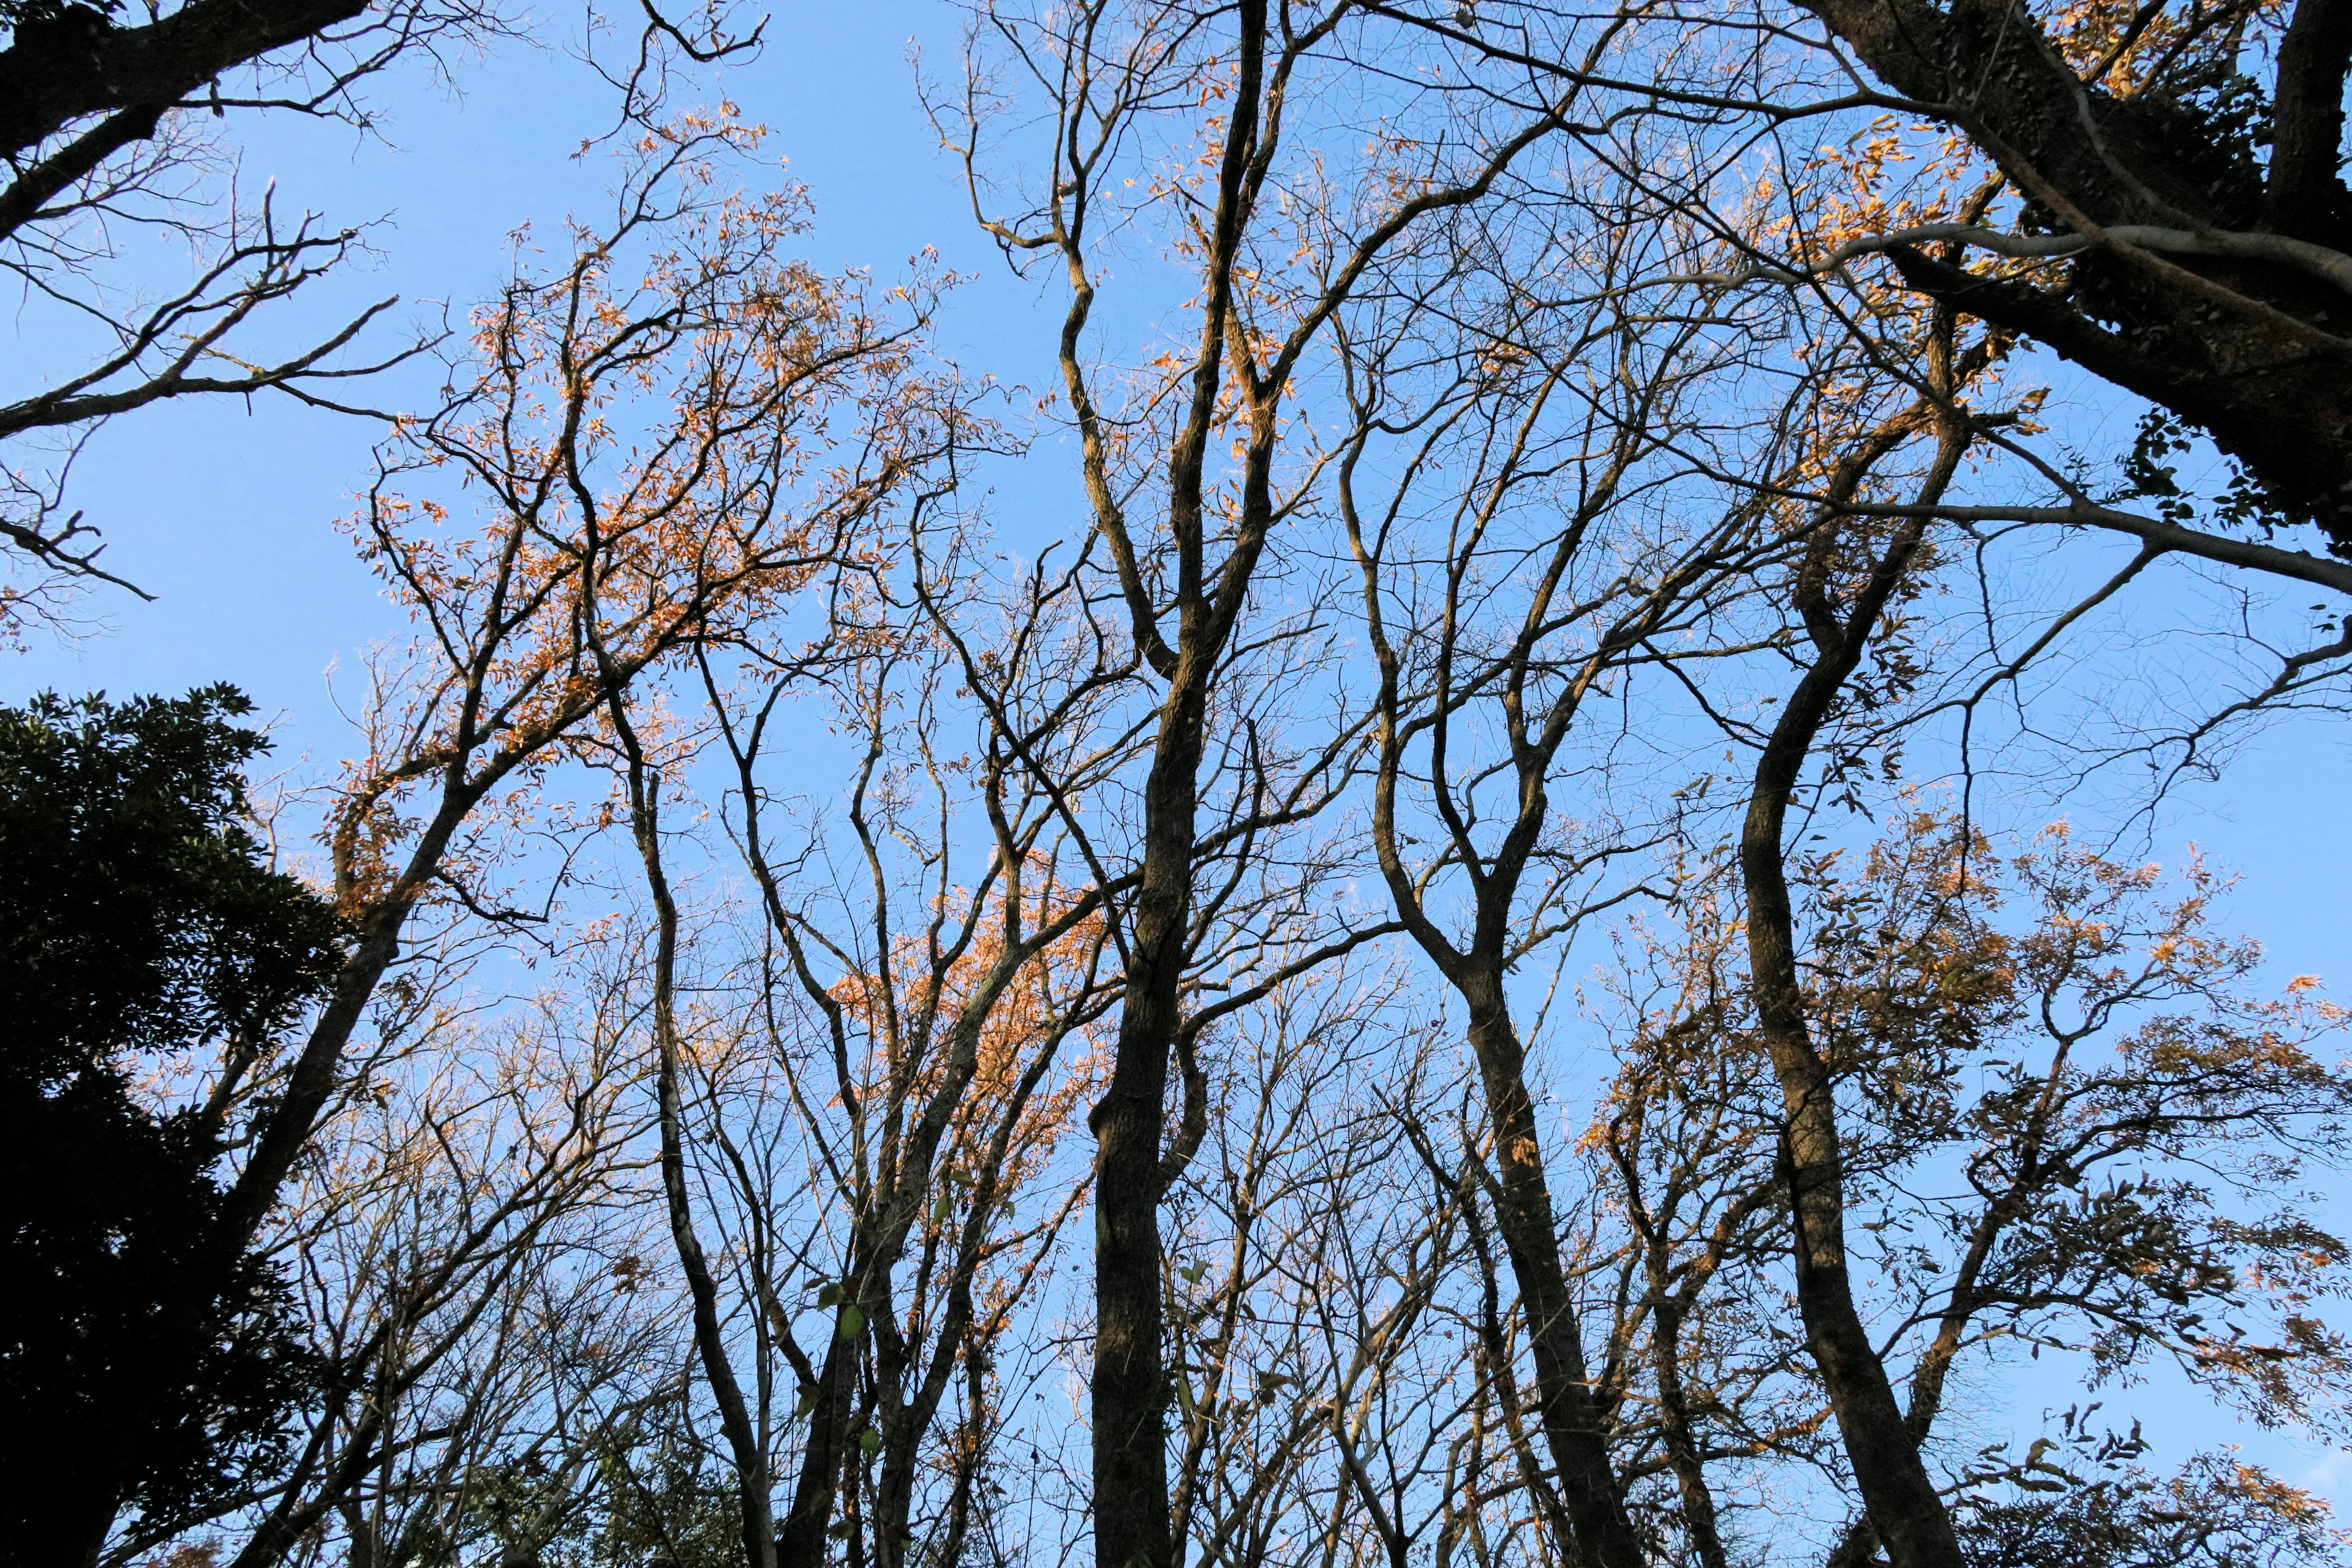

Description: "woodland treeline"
6 0 2352 1566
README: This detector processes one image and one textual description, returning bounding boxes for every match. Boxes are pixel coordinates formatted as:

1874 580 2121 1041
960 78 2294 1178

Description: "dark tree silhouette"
0 687 342 1568
1789 0 2352 548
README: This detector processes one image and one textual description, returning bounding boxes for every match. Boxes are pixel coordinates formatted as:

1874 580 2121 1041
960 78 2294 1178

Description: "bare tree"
603 602 1128 1568
77 126 969 1568
935 3 1635 1559
0 0 755 617
1767 0 2352 547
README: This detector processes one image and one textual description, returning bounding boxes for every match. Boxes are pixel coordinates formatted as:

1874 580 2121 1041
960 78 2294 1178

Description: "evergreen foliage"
0 687 344 1567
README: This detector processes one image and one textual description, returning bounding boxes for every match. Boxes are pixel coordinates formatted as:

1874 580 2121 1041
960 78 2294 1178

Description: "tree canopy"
5 3 2352 1568
0 688 342 1568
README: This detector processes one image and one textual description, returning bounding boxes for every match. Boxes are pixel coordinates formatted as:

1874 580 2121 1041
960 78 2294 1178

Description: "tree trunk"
1460 981 1648 1568
1794 0 2352 546
1090 660 1213 1568
1737 515 1969 1568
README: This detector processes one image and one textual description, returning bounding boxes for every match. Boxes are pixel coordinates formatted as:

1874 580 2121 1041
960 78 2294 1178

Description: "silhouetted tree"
0 686 342 1568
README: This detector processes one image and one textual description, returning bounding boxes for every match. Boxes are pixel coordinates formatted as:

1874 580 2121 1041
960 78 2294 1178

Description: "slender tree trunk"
777 1336 856 1568
221 764 504 1243
1085 1 1270 1556
1651 1296 1731 1568
1459 981 1647 1568
1091 662 1213 1568
616 722 778 1568
1738 510 1968 1568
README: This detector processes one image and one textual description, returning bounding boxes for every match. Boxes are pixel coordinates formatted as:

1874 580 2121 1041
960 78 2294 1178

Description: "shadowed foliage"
0 687 342 1568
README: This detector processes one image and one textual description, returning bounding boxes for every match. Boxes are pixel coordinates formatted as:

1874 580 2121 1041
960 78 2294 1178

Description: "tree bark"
0 0 368 214
1089 660 1213 1568
1460 979 1649 1568
1085 4 1270 1564
1738 506 1969 1568
1795 0 2352 546
614 714 778 1568
2268 0 2352 238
